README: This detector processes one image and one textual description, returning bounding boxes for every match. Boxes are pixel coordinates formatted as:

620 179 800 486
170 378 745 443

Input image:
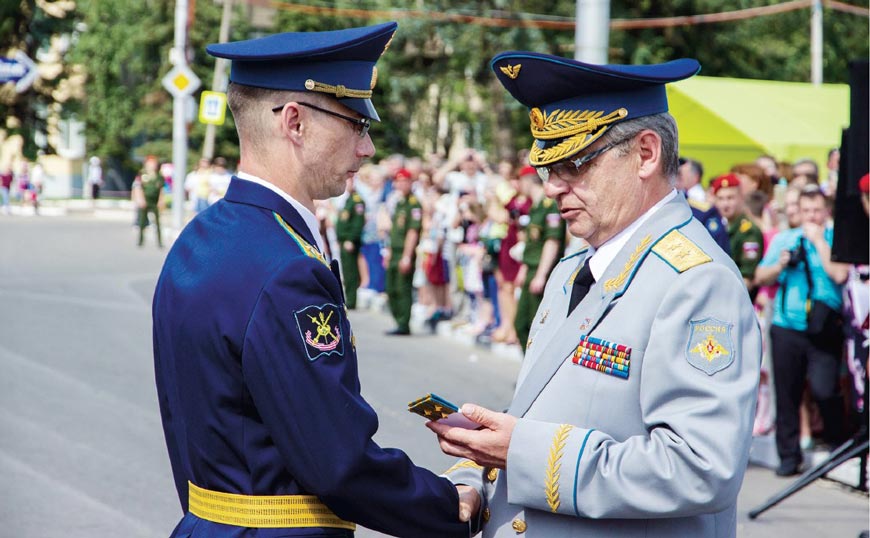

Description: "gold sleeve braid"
545 424 574 513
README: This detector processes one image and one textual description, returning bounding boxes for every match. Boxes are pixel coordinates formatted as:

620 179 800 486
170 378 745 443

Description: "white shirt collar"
586 189 678 281
235 172 328 257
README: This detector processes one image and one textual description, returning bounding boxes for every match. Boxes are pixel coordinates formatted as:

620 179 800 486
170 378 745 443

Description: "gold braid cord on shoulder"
528 107 628 166
304 78 372 99
545 424 574 513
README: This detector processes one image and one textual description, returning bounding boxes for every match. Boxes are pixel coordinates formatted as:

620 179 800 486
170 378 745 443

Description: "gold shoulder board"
652 229 712 273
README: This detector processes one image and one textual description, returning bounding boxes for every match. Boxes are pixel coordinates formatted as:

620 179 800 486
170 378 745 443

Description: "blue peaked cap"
490 51 700 166
207 22 398 121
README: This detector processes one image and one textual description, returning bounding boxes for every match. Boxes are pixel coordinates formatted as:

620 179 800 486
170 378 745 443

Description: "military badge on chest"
294 304 345 361
686 318 734 375
572 335 631 379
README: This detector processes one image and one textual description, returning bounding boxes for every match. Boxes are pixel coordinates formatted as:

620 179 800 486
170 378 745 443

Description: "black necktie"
568 261 595 315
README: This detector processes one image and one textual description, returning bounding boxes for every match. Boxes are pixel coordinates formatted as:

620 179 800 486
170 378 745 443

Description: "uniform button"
511 518 527 533
486 468 499 482
482 508 491 522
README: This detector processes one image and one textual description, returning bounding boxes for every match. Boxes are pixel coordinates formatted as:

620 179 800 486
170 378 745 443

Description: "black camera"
786 241 806 267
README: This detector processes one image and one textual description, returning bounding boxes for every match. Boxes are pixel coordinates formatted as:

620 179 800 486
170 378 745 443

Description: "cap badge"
499 64 522 79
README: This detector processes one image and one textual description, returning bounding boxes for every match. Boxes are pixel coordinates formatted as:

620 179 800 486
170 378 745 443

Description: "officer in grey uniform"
428 51 761 537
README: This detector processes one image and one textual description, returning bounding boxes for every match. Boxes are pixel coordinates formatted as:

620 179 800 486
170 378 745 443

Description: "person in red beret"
713 174 764 295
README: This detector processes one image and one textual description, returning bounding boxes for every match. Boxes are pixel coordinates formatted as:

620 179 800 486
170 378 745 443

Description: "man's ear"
636 130 662 181
279 103 304 146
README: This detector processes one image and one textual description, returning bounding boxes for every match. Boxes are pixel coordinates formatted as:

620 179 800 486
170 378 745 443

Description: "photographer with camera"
755 184 851 476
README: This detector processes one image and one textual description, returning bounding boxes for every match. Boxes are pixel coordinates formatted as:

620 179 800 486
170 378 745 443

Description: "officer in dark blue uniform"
677 157 730 253
152 23 472 538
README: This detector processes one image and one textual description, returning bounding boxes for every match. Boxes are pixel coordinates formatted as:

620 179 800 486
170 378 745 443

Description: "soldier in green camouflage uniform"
134 155 165 248
385 169 422 335
712 173 764 295
514 166 565 350
335 182 366 309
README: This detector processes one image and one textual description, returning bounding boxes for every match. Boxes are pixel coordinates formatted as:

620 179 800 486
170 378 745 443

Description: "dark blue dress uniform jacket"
153 178 466 537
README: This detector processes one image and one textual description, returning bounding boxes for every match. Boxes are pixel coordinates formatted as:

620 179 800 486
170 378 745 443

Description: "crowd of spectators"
318 147 867 477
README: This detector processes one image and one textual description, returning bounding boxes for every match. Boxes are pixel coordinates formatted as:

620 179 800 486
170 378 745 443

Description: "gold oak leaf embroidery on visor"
529 107 628 166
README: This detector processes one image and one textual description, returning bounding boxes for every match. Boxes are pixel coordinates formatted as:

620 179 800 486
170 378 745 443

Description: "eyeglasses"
535 136 633 182
271 101 370 138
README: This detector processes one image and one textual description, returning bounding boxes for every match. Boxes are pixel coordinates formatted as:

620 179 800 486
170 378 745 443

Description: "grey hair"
599 112 680 184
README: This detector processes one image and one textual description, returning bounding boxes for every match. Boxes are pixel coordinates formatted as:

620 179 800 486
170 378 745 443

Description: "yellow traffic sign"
198 91 227 125
162 64 201 98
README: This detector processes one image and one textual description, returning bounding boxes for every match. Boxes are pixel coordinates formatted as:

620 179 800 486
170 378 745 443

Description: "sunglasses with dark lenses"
272 101 370 138
535 136 632 182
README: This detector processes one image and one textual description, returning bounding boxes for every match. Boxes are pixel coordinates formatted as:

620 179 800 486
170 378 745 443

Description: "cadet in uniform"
514 165 565 350
384 168 421 335
335 178 366 309
429 52 761 537
712 173 764 295
152 23 472 538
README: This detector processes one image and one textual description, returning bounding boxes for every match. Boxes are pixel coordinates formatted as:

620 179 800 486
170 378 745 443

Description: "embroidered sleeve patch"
686 318 734 375
294 303 344 361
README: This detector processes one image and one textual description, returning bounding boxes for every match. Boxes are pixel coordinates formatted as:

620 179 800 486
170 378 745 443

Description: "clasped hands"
427 404 518 522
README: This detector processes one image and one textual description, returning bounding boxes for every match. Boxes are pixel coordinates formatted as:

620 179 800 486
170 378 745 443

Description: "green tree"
70 0 251 185
609 0 869 83
0 0 78 160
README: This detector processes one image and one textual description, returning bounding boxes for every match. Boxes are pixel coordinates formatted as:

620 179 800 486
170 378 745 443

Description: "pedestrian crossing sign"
198 91 227 125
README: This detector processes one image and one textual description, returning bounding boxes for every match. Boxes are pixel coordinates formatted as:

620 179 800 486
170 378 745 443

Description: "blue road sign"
0 51 37 93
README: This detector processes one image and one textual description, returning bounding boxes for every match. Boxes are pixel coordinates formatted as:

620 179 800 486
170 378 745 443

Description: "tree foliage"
0 0 78 160
70 0 251 183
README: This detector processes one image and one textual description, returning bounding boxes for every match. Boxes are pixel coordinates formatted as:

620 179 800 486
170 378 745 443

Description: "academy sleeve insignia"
739 218 753 234
294 303 345 361
686 318 734 375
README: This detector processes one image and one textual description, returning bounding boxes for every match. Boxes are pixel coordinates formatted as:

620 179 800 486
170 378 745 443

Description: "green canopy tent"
667 76 849 184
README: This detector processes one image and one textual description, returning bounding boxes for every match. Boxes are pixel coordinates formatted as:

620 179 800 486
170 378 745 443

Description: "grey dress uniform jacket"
445 195 761 537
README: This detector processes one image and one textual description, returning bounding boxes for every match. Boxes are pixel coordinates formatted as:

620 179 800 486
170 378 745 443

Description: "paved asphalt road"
1 213 867 537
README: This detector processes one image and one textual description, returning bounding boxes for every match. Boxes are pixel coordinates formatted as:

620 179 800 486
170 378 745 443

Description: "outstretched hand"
427 404 517 469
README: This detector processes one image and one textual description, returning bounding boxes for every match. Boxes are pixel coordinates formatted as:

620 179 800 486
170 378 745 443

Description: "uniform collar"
234 172 327 257
586 189 678 281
